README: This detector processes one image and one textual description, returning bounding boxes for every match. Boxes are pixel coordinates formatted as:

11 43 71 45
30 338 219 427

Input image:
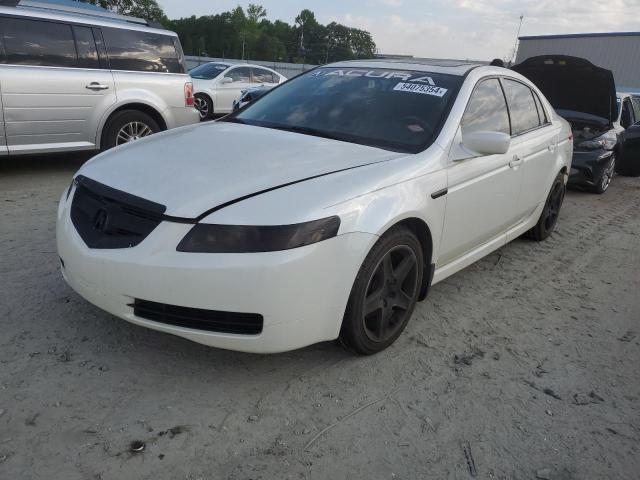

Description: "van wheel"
102 110 160 150
194 94 213 120
525 172 565 241
339 226 423 355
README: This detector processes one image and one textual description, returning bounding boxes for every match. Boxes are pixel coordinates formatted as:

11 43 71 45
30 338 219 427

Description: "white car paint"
191 63 286 115
57 61 572 353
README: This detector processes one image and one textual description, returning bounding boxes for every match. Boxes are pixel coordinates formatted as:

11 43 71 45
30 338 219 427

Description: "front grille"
132 299 264 335
70 175 167 249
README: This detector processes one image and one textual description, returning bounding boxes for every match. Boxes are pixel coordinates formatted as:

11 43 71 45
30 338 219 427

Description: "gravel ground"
1 153 639 480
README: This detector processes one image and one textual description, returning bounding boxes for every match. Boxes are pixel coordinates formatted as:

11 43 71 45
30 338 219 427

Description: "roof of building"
520 31 640 41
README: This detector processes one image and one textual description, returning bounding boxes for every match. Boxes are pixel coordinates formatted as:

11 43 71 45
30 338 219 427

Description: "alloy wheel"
116 122 153 145
544 181 564 232
599 155 616 192
194 96 209 120
362 245 419 342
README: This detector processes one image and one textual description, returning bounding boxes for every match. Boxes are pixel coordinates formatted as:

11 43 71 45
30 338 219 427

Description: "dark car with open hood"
513 55 632 192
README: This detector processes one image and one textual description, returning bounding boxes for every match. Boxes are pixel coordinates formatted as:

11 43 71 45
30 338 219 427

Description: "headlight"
578 134 617 150
176 216 341 253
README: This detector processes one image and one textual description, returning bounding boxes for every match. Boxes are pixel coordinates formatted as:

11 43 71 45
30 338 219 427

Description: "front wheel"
339 226 423 355
592 154 615 194
525 172 565 241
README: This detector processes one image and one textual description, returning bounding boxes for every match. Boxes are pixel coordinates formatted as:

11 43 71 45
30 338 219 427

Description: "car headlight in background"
577 133 617 151
177 216 341 253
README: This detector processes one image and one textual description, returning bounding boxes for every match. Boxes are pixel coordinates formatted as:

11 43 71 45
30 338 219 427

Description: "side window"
621 99 633 129
461 78 510 136
101 27 184 73
632 96 640 125
532 91 548 125
228 67 252 82
1 17 77 68
502 79 541 134
73 26 99 69
252 68 275 83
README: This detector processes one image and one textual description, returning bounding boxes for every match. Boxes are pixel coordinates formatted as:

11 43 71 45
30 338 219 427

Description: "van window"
502 79 541 134
1 17 77 67
101 27 184 73
461 78 510 136
73 26 99 69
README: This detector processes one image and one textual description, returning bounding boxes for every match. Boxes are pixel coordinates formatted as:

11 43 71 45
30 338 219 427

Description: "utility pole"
510 15 524 66
241 31 245 60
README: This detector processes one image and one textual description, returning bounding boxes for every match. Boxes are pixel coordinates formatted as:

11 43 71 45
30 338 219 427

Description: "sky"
159 0 640 61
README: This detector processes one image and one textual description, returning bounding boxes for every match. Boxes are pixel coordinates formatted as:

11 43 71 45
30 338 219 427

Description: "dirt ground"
1 153 639 480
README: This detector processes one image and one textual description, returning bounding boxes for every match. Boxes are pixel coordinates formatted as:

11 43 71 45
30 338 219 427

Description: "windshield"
228 67 463 153
189 63 229 80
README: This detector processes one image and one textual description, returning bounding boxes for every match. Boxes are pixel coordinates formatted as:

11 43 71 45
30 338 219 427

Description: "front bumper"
56 194 376 353
568 149 614 187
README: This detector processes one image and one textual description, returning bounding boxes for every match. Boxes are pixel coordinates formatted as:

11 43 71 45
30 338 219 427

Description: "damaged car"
513 55 618 193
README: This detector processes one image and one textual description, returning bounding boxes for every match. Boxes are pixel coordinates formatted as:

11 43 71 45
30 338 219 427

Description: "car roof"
327 59 481 76
0 4 175 35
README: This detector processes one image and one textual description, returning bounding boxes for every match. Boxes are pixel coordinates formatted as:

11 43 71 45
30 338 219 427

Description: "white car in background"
57 60 572 355
190 62 286 119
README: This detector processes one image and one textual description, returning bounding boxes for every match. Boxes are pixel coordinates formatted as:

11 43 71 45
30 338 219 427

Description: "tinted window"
102 28 184 73
232 67 463 153
532 91 548 124
502 79 540 134
189 62 228 79
621 99 634 129
1 18 77 67
73 26 99 69
461 78 510 136
632 96 640 124
228 67 252 82
253 68 275 83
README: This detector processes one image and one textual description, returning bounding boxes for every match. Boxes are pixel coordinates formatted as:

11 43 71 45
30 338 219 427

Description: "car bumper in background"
56 195 375 353
165 105 200 129
568 149 614 187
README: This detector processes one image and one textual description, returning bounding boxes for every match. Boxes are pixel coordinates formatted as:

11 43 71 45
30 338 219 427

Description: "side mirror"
221 77 233 84
461 131 511 156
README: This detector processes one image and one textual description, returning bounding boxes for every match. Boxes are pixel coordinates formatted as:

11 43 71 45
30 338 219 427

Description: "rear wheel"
102 110 160 150
526 172 565 241
339 226 423 355
592 154 615 194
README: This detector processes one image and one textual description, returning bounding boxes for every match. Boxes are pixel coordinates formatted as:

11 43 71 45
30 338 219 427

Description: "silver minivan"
0 0 199 156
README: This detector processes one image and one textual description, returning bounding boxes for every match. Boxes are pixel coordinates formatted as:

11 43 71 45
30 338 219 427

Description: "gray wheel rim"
116 121 153 145
194 96 209 119
600 155 615 191
362 245 418 342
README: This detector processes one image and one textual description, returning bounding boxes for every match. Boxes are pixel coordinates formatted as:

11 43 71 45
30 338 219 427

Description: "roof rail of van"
0 0 164 28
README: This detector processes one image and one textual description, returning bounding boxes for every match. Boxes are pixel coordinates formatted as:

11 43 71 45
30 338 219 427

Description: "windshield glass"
229 67 463 153
189 63 229 79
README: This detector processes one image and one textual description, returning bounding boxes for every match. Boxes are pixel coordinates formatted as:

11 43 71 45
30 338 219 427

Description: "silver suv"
0 0 199 156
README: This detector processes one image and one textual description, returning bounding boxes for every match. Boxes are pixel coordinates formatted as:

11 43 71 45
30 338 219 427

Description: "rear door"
0 16 115 154
216 66 252 113
501 78 560 220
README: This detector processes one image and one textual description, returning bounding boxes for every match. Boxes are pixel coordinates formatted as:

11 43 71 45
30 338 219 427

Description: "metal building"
516 32 640 93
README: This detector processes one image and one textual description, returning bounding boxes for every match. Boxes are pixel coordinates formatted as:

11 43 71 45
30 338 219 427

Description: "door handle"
86 82 109 91
509 155 523 168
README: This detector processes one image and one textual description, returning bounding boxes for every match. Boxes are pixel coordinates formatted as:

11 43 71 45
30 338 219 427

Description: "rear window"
101 27 185 73
1 17 77 67
232 67 463 153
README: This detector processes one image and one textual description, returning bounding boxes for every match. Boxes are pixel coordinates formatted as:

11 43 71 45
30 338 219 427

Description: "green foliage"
83 0 165 20
164 5 377 64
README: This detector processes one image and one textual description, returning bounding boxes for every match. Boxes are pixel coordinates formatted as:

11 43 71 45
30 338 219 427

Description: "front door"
439 78 523 265
0 17 116 154
216 66 253 113
617 123 640 176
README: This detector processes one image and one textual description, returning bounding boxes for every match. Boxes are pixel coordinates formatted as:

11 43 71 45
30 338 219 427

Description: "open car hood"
512 55 616 128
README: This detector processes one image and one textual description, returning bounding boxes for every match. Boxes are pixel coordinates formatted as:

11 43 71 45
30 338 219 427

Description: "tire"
102 110 160 150
525 172 565 242
194 94 213 120
339 226 423 355
591 154 616 194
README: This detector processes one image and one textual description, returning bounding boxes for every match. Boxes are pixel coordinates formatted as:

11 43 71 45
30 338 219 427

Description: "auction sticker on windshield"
393 82 448 97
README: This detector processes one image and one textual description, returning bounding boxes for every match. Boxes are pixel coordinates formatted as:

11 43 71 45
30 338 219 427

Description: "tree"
83 0 165 20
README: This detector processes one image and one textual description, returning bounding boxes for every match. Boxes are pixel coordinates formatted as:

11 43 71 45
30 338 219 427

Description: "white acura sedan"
57 60 572 354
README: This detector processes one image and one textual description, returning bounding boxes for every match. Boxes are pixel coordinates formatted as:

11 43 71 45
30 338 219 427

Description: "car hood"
512 55 617 128
77 122 405 218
